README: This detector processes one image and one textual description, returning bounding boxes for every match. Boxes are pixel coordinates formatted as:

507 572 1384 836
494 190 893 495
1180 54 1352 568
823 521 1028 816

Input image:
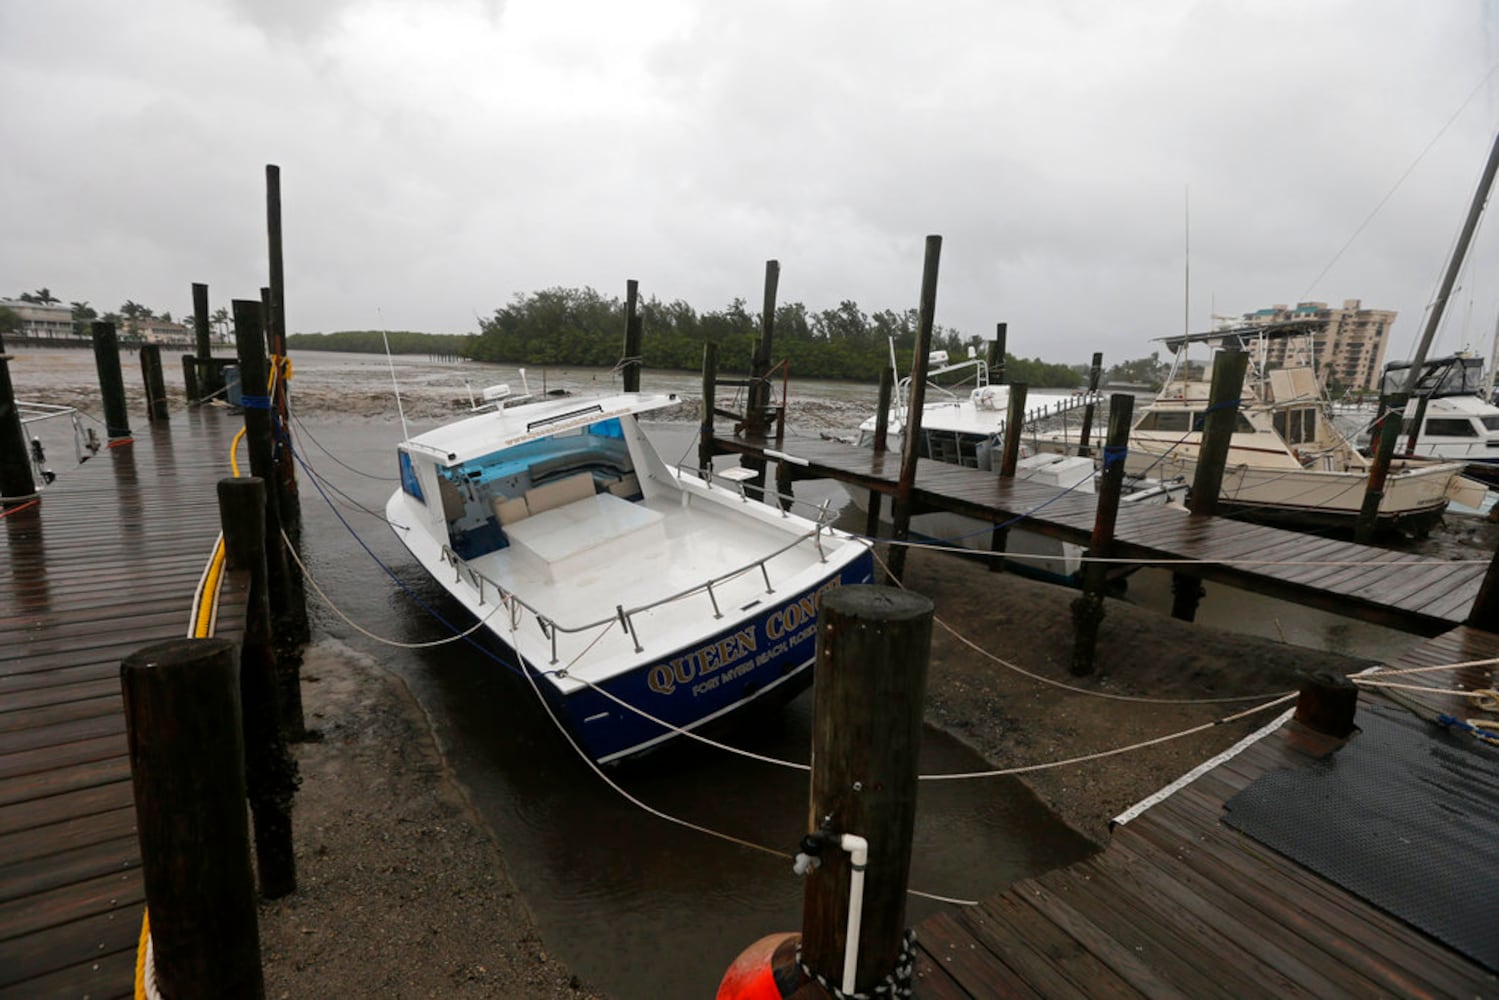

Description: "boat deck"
466 487 862 675
714 435 1491 635
909 626 1499 996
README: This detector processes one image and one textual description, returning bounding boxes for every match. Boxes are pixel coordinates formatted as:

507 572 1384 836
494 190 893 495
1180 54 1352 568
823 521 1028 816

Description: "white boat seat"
492 494 530 525
526 472 597 515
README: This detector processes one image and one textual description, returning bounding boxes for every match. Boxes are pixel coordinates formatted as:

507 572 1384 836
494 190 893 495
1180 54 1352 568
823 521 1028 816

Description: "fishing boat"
1104 322 1483 535
847 348 1119 583
386 385 874 764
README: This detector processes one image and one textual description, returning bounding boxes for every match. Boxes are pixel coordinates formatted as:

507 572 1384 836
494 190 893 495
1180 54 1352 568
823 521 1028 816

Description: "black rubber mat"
1223 700 1499 972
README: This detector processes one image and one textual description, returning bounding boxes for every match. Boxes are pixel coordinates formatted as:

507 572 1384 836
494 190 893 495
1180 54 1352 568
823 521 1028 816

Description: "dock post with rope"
232 298 308 737
797 585 932 997
120 637 266 1000
218 475 298 899
1071 393 1135 675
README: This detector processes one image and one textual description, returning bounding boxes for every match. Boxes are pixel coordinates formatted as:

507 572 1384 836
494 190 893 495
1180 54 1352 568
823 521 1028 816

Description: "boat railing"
438 521 835 665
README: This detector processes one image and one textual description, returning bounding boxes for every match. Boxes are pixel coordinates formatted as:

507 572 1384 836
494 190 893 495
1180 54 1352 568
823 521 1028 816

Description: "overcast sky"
6 0 1499 366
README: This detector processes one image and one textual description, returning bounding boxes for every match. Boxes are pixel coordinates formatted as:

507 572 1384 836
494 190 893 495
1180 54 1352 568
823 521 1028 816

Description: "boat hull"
1126 449 1459 536
538 549 876 762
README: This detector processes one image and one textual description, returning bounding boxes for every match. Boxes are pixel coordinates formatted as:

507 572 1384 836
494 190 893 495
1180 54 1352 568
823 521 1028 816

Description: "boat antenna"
379 312 411 441
1184 184 1190 337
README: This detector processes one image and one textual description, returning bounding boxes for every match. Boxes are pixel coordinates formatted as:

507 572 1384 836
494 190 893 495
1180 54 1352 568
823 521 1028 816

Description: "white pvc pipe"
839 833 869 994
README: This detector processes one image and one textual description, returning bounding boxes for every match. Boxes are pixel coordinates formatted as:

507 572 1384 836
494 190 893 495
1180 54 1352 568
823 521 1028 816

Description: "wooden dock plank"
0 410 240 1000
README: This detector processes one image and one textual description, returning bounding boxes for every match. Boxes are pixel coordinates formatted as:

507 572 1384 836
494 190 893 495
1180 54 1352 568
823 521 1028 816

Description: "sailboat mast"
1403 128 1499 448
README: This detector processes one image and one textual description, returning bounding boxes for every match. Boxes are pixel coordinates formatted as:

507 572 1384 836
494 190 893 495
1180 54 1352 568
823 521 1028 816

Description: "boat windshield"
1382 356 1485 398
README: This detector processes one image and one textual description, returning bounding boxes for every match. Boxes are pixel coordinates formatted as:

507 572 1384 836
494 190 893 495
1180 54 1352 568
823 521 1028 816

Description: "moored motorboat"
386 387 873 763
1103 324 1483 535
849 349 1110 582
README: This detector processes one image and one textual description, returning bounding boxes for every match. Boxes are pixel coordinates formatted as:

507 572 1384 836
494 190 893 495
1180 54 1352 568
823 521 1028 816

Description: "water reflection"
3 501 49 613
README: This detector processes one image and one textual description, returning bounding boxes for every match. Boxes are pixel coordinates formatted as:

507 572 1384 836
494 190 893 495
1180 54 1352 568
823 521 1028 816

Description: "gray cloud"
4 0 1499 368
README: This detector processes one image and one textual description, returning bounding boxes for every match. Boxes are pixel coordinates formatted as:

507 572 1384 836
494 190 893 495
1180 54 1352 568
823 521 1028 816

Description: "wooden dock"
909 626 1499 996
0 410 238 999
713 435 1492 635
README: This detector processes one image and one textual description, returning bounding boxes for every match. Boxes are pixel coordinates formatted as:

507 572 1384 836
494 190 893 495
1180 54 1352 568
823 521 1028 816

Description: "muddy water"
11 346 1479 995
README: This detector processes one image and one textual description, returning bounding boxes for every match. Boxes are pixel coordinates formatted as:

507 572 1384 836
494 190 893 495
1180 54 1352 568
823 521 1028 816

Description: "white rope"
872 532 1493 567
918 693 1298 781
281 528 505 648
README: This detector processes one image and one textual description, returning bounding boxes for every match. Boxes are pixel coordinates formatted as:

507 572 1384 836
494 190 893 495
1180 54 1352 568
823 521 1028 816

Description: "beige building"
1236 299 1395 392
0 299 75 341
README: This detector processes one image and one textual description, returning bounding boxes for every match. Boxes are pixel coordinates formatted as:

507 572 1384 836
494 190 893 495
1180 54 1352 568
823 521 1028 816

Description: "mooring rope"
281 527 508 648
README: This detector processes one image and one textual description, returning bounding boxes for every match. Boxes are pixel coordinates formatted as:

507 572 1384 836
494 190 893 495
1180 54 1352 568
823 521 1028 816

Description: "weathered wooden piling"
192 282 213 402
120 638 265 1000
1465 536 1499 630
1355 395 1406 545
699 341 718 473
863 366 895 539
139 343 169 423
1171 348 1247 622
741 261 780 501
990 322 1007 384
1071 393 1134 675
1076 351 1104 458
0 332 37 505
90 320 133 440
988 381 1028 569
1294 671 1358 737
232 299 308 737
182 353 200 402
799 585 932 996
999 381 1028 478
218 476 298 898
887 236 942 583
622 279 642 393
265 170 304 554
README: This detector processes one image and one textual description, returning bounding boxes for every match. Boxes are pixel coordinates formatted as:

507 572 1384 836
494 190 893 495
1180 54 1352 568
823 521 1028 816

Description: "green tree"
70 301 97 338
0 305 21 339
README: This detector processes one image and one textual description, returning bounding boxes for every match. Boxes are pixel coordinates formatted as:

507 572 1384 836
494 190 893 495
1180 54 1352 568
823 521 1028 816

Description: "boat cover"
1223 700 1499 972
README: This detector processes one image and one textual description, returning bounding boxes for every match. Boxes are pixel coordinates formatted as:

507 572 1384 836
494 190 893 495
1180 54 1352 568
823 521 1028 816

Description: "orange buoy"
716 931 802 999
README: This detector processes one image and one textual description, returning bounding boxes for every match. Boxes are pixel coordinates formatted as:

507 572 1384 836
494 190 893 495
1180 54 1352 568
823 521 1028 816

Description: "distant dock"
711 433 1492 635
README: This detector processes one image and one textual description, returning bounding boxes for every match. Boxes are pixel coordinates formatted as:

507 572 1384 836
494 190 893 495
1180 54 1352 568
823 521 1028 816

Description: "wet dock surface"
0 411 236 998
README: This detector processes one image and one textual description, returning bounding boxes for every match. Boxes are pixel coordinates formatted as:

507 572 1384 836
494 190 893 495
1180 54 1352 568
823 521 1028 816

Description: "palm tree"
32 287 59 305
211 306 230 343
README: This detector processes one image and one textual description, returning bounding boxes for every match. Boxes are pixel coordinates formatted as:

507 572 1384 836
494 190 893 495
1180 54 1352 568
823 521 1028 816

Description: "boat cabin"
396 395 674 562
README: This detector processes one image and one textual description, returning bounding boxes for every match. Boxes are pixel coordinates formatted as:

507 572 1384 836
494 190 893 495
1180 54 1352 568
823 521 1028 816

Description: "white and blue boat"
387 387 873 763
